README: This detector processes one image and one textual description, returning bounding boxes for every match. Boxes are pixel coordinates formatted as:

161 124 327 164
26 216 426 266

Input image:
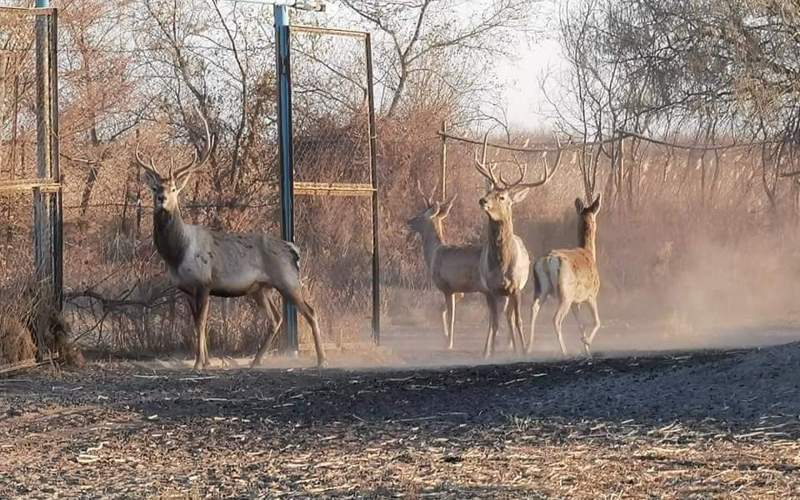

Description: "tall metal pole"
33 0 52 354
274 4 298 355
440 120 448 199
365 33 380 345
49 9 62 311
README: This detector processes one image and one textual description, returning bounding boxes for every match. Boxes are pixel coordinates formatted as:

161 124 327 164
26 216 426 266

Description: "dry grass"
0 316 36 365
3 345 800 497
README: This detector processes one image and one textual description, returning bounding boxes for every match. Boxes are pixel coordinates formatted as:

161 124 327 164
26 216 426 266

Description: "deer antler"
134 130 161 179
473 129 500 186
498 154 528 188
415 179 437 207
171 103 215 182
509 134 567 189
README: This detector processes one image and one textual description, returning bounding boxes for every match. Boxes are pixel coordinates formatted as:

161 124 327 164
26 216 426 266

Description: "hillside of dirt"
2 342 800 498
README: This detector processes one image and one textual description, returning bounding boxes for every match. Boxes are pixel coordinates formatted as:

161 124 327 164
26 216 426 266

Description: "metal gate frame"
0 6 62 350
286 24 381 346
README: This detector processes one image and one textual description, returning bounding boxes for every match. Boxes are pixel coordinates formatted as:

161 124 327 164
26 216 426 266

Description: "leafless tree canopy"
2 0 800 358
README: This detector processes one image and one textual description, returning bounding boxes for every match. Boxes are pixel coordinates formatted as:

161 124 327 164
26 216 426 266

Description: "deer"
406 180 483 349
473 134 562 358
528 195 602 357
134 108 325 370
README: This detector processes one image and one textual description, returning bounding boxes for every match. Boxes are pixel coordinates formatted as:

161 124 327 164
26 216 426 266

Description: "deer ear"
590 194 602 213
575 198 585 213
511 187 530 204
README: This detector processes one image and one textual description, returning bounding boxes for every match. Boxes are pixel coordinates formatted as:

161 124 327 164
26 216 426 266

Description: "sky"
319 0 568 130
497 37 565 128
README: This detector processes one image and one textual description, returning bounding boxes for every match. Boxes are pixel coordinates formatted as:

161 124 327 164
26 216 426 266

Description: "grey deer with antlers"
407 181 483 349
529 195 602 356
135 108 326 370
473 133 563 357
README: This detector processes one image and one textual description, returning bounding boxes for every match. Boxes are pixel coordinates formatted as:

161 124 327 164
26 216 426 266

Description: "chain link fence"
1 6 61 367
290 25 379 346
48 22 380 360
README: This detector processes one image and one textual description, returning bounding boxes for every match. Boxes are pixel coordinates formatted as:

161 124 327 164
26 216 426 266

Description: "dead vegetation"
0 277 83 370
0 316 36 366
2 343 800 497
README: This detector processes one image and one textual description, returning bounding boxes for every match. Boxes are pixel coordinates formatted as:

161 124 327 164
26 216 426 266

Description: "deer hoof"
317 357 329 369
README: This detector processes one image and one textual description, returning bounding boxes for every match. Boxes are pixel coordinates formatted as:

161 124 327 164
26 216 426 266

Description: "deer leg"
512 292 526 353
553 299 571 357
483 294 499 358
503 299 516 353
252 288 283 368
528 294 545 355
281 286 327 368
193 288 211 371
584 297 601 355
446 293 456 350
441 293 450 341
186 292 201 369
571 304 587 341
498 297 515 352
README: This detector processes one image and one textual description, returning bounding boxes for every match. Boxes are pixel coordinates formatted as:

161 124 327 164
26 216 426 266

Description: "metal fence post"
33 0 58 355
440 120 448 199
274 4 298 355
365 33 380 345
49 9 62 311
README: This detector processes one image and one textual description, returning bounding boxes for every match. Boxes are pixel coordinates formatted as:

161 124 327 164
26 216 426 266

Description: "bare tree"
340 0 535 118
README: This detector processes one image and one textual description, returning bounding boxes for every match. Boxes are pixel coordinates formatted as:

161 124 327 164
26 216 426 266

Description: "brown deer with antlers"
407 181 483 349
473 134 563 357
135 108 325 370
528 195 602 356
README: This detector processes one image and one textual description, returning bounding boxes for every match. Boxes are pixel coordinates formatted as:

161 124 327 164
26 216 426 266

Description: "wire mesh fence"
1 8 39 290
33 22 381 359
0 6 61 366
290 26 378 344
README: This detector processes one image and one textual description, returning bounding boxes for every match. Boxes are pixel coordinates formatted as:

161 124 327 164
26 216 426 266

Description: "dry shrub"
45 311 85 368
0 275 40 366
0 316 36 365
0 275 84 368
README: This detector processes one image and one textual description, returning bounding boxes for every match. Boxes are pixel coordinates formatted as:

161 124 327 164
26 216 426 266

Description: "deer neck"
420 220 445 269
486 217 515 269
153 206 189 269
580 217 597 260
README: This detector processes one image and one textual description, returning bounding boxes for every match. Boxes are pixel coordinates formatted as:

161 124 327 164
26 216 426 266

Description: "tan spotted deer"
473 134 563 357
135 108 325 370
407 181 483 349
529 195 602 356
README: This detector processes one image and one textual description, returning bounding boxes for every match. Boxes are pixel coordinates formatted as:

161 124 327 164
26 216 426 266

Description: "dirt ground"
3 324 800 499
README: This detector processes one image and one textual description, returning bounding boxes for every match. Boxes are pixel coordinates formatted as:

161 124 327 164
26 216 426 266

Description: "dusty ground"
3 326 800 499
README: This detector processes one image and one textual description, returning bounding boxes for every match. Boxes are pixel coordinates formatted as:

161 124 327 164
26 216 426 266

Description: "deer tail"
286 242 301 270
546 255 561 298
533 254 559 300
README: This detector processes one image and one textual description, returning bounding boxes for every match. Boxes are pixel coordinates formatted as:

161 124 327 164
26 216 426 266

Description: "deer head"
407 179 456 235
135 107 214 214
474 132 563 223
575 194 602 218
575 194 602 253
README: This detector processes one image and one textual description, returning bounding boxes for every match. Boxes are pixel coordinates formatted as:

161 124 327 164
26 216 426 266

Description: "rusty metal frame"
289 25 381 344
0 7 62 331
0 178 61 193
